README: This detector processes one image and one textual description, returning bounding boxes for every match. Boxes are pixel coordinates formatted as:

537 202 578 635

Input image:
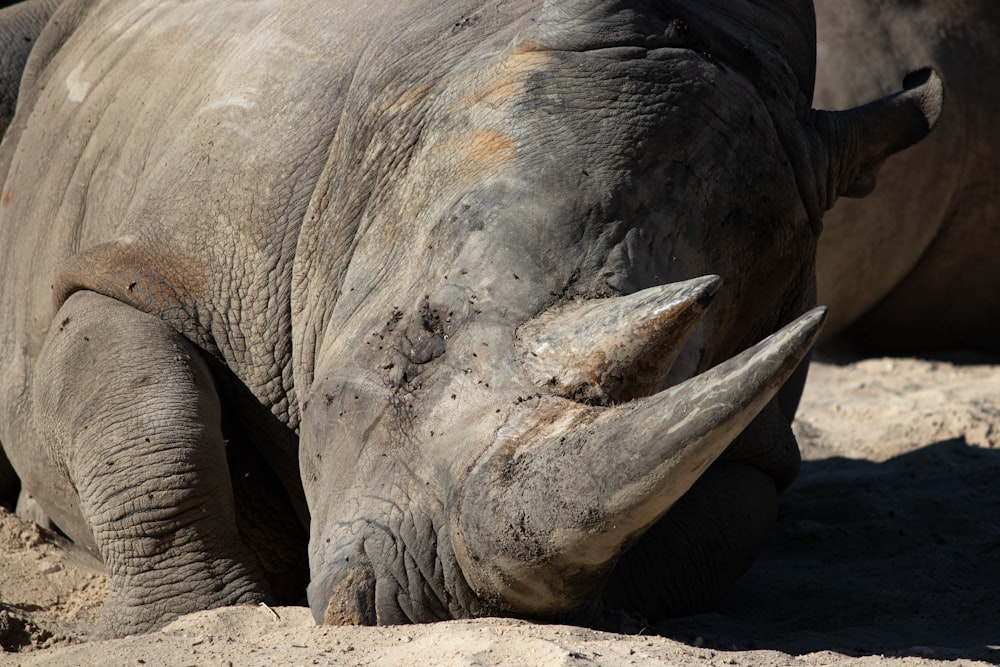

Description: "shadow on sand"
659 438 1000 663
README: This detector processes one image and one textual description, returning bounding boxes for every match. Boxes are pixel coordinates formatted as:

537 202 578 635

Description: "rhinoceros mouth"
449 278 825 615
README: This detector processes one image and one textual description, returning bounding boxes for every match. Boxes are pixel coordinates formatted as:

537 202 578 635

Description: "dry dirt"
0 352 998 666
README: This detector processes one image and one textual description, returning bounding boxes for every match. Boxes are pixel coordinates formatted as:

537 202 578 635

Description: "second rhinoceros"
0 0 940 637
814 0 999 351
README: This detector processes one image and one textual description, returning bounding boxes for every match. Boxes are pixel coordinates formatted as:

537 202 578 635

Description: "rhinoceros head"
296 0 942 624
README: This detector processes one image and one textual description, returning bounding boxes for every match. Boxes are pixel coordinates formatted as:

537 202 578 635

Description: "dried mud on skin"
1 355 999 666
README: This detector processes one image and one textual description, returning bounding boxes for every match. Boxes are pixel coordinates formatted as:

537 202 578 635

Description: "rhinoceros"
814 0 999 351
0 0 940 637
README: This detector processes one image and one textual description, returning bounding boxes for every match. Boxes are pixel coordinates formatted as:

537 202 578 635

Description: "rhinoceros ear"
817 68 944 203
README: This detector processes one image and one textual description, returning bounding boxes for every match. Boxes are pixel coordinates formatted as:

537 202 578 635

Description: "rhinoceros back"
0 0 364 410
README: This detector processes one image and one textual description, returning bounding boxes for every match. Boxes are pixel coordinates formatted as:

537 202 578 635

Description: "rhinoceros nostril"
307 548 378 626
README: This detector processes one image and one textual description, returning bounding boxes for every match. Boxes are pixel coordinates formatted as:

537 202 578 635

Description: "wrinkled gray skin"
814 0 999 351
0 0 939 638
0 0 59 502
0 0 57 129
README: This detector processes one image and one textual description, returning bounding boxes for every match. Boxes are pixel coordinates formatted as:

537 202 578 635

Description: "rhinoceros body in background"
0 0 939 637
814 0 999 351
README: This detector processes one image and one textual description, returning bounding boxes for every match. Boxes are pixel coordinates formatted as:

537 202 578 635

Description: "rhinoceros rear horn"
516 276 721 404
818 67 944 203
453 307 826 615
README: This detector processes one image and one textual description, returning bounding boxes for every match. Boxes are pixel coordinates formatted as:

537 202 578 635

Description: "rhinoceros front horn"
516 276 721 404
452 306 826 615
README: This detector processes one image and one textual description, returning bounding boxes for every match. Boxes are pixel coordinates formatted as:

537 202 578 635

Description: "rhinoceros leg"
225 439 310 604
31 290 268 637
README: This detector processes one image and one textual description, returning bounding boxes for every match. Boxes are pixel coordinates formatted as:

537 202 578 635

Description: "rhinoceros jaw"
515 276 721 405
453 306 826 615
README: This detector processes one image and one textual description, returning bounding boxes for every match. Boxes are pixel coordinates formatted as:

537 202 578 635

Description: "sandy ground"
0 352 998 666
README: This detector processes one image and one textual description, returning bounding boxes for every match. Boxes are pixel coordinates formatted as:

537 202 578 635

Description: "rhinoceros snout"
307 279 825 624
